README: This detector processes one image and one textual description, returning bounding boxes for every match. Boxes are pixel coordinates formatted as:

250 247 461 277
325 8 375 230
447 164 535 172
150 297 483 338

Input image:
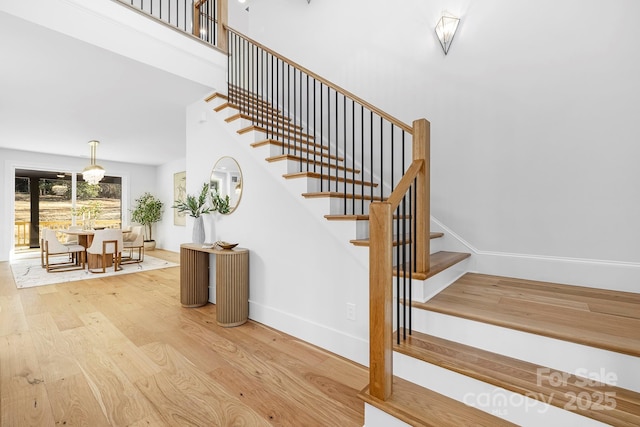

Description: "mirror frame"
210 156 243 214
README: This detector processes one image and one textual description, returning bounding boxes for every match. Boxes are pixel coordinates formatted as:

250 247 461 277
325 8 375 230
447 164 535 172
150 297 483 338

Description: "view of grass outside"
14 175 122 249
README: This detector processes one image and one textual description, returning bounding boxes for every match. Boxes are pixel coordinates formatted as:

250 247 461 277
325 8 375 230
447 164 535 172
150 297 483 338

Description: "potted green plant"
172 183 212 219
130 192 164 250
172 183 230 243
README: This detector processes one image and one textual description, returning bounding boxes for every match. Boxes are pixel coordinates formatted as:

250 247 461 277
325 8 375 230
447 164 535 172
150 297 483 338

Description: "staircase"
204 86 640 426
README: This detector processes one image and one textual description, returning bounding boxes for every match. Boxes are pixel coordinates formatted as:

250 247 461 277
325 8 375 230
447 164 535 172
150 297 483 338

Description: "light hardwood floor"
0 250 368 426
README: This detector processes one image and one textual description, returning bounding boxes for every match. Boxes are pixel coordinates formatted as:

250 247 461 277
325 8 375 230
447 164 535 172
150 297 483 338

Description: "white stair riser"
393 257 469 303
304 196 370 215
363 404 411 427
300 177 378 196
393 353 607 427
408 310 640 393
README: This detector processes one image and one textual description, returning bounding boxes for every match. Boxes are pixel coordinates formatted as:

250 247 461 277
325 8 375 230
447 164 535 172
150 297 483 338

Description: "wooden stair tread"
302 191 383 202
226 112 295 126
266 154 360 174
284 171 378 188
238 120 306 136
350 232 443 246
358 376 516 427
415 273 640 357
213 101 284 118
392 251 470 280
238 125 315 143
325 214 416 221
205 92 226 102
395 330 640 427
251 138 331 155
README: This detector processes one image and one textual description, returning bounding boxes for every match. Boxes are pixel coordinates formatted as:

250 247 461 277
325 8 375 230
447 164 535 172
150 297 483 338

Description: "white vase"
192 216 205 244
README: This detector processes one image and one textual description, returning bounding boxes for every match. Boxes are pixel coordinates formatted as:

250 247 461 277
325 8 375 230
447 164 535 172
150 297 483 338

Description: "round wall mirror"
210 156 242 214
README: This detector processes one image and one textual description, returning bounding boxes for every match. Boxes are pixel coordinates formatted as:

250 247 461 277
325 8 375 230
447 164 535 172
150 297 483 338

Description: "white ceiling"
0 11 214 166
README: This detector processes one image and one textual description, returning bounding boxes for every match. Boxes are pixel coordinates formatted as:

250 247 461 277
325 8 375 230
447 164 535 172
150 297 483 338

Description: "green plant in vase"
172 183 212 218
172 183 230 243
172 183 211 244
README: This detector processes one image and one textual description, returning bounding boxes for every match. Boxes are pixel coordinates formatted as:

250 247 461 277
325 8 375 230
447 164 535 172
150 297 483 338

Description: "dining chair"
86 229 124 273
64 225 82 245
122 225 144 264
40 227 47 268
43 228 86 272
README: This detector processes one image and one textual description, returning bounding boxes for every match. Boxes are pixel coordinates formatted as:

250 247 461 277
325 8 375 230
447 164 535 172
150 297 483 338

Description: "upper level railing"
116 0 225 49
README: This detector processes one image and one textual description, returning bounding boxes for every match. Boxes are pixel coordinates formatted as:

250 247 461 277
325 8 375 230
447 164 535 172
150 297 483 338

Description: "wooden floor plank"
46 374 111 427
417 272 640 357
137 342 270 426
26 312 83 384
0 249 367 426
0 332 56 426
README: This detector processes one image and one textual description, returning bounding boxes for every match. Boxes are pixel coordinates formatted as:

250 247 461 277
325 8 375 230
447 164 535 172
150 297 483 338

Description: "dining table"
59 228 96 248
59 228 130 248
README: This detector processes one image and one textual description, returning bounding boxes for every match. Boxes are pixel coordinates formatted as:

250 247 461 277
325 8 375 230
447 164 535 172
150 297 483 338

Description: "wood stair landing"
359 376 517 427
395 330 640 427
415 273 640 357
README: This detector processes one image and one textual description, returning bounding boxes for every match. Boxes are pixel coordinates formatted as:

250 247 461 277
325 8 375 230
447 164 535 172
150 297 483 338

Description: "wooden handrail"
225 26 413 134
386 160 424 208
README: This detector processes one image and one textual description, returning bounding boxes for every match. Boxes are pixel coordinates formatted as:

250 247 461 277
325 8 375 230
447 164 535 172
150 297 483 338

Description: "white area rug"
10 254 178 289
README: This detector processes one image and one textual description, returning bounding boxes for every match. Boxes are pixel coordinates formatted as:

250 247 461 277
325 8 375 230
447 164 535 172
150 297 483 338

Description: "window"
14 169 122 250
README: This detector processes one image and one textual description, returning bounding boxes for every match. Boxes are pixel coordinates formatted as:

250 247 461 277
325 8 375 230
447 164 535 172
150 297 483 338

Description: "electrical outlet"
346 303 356 321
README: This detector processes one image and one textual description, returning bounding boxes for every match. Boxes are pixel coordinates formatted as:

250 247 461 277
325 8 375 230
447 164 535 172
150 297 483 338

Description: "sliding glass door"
14 169 122 251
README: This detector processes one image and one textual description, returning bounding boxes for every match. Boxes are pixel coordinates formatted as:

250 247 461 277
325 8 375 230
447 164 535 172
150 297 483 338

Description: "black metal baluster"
306 74 310 165
334 90 338 196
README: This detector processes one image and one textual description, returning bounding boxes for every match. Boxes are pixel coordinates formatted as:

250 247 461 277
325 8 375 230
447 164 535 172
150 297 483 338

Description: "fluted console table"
180 243 249 327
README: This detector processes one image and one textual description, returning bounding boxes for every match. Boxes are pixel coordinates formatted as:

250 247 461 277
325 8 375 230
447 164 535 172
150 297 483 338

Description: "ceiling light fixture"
435 12 460 55
82 140 105 185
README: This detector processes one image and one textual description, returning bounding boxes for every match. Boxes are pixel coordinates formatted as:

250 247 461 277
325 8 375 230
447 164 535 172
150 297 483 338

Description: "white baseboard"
248 300 369 367
432 217 640 293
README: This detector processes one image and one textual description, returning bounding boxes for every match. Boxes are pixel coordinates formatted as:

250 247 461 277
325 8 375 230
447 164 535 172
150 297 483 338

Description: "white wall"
184 100 370 365
240 0 640 267
0 0 226 88
1 147 156 261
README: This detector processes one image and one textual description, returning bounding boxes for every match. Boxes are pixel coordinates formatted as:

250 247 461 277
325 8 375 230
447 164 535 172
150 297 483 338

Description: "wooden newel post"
192 2 201 38
413 118 431 273
369 201 393 400
217 0 228 53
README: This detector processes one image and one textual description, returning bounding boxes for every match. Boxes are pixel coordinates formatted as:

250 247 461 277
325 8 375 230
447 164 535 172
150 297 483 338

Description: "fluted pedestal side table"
214 248 249 327
180 244 210 307
179 244 249 327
